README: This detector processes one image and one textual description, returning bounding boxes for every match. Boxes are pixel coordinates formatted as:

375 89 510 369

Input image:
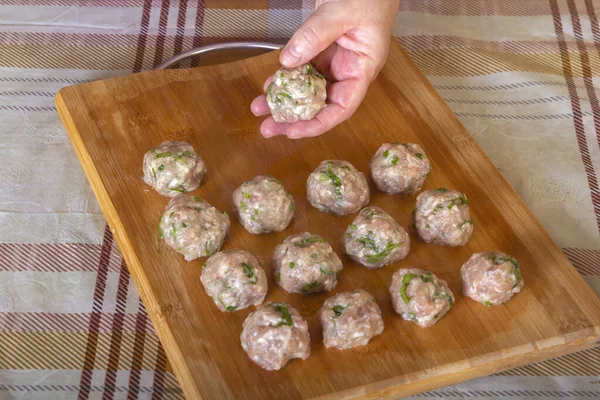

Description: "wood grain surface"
56 41 600 400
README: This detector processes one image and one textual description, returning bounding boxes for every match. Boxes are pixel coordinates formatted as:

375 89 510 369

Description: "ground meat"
266 63 327 123
241 302 311 370
318 289 384 350
159 195 229 261
272 232 342 294
200 249 268 312
231 175 295 234
413 188 473 246
344 206 410 268
306 160 370 216
461 251 523 307
143 141 206 197
389 268 454 328
369 143 431 195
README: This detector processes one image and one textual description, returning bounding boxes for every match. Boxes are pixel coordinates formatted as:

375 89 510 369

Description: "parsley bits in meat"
272 232 342 294
307 160 369 216
160 195 229 261
266 63 327 123
319 289 384 350
200 249 268 312
413 188 473 246
344 206 410 268
390 268 454 327
370 142 431 195
142 141 206 197
241 303 310 370
461 251 523 307
232 175 295 234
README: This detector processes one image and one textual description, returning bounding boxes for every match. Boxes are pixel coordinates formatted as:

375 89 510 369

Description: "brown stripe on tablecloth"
499 347 600 376
127 301 148 400
0 0 146 6
151 344 168 400
102 259 131 400
173 0 188 56
563 247 600 275
398 0 559 16
78 225 113 400
191 0 206 67
550 0 600 234
133 0 153 73
584 0 600 150
152 0 171 68
567 0 600 151
0 312 151 333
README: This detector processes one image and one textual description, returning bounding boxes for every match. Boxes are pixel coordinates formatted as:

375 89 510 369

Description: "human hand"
251 0 400 139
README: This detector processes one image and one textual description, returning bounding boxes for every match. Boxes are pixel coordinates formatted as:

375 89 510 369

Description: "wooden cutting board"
56 41 600 400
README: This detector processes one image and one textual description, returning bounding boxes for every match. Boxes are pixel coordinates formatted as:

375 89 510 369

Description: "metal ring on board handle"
155 42 284 70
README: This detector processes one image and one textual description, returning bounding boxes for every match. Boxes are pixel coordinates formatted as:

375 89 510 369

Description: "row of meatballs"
203 245 523 371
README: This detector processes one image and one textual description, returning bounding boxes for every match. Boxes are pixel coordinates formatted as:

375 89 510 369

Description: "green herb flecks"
391 156 399 166
239 201 247 211
289 262 295 269
171 223 177 238
302 281 319 292
459 219 473 227
241 262 257 284
170 185 185 193
341 165 350 171
421 272 433 283
349 224 357 230
205 240 211 257
273 304 293 326
276 92 292 103
243 191 251 199
267 82 274 96
365 210 378 219
434 292 454 307
157 165 165 172
169 212 175 218
155 152 171 159
332 305 345 318
425 224 431 229
295 236 326 247
365 242 402 264
277 272 281 281
489 253 497 262
408 312 417 321
448 195 468 209
158 217 163 239
152 168 157 179
226 305 237 312
400 273 417 304
181 222 187 228
436 188 448 192
383 150 389 158
415 153 424 159
485 301 492 307
319 267 330 276
359 236 377 250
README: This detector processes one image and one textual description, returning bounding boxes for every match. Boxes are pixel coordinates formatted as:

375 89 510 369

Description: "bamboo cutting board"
56 41 600 400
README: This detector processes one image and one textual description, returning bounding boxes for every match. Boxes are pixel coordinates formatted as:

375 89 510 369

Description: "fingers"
250 95 270 116
280 4 353 68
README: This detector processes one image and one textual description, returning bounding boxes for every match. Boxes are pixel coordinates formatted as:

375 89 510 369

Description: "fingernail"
280 46 302 67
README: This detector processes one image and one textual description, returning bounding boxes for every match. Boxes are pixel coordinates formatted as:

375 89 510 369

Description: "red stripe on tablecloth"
127 301 148 400
191 0 206 68
0 312 153 333
78 225 113 400
133 0 153 73
102 259 131 400
563 248 600 275
567 0 600 151
0 242 122 273
151 344 167 400
173 0 188 56
550 0 600 235
152 0 171 68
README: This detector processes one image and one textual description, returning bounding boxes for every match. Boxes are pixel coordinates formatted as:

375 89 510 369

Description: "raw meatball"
201 249 268 312
344 206 410 268
389 268 454 328
413 188 473 246
159 195 229 261
232 175 294 234
272 232 342 293
370 143 431 195
266 63 327 123
241 303 310 370
143 141 206 197
319 289 384 350
307 160 370 216
461 251 523 307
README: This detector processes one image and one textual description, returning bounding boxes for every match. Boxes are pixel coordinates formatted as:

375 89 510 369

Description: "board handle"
155 42 283 70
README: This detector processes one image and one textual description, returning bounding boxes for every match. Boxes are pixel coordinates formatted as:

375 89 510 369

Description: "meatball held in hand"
319 289 384 350
200 249 268 312
462 251 523 307
159 195 229 261
266 63 327 123
307 160 370 216
143 141 206 197
413 188 474 246
344 206 410 268
370 143 431 195
390 268 454 328
232 175 295 234
241 303 311 370
272 232 342 294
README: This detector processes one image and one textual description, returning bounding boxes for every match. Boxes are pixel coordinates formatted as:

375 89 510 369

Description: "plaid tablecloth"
1 0 599 399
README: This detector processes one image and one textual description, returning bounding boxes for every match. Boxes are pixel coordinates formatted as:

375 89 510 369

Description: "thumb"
280 5 351 68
